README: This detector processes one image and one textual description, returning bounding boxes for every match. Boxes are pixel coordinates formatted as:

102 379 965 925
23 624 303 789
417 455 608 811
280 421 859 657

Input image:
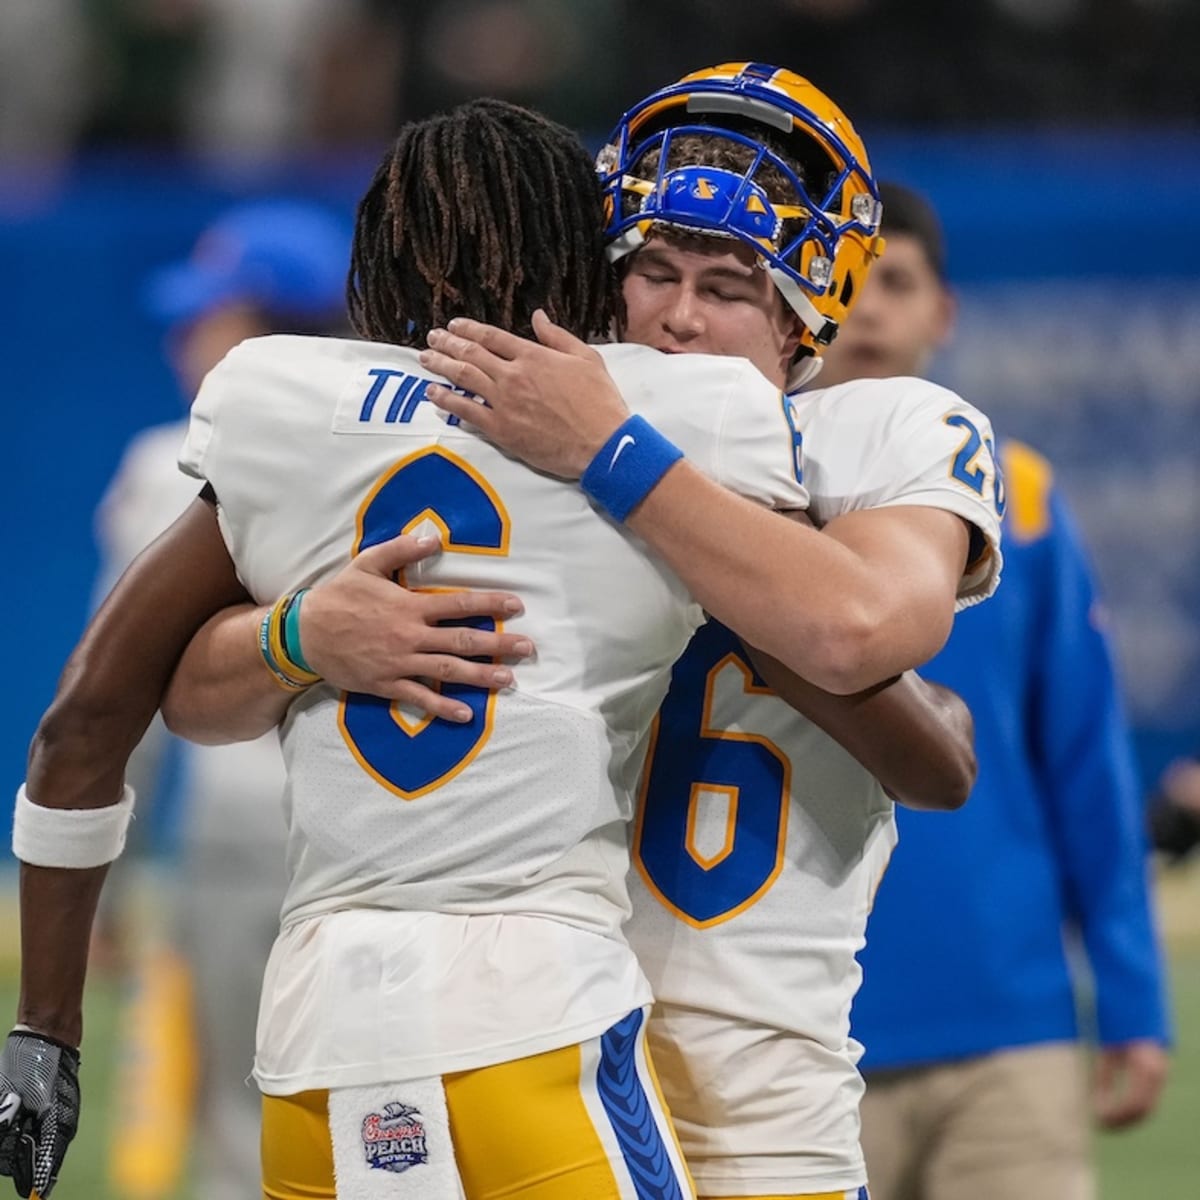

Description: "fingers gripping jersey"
179 335 806 1089
628 374 1003 1195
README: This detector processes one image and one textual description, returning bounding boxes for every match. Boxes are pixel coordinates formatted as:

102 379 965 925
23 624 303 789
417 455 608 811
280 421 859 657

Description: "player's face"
620 237 803 389
819 233 955 387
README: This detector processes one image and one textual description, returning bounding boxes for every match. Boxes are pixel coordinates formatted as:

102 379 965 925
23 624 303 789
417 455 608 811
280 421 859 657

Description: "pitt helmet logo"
361 1102 429 1174
692 176 716 201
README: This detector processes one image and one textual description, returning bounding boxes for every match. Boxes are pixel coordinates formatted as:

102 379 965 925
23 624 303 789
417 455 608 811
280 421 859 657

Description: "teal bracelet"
281 588 315 674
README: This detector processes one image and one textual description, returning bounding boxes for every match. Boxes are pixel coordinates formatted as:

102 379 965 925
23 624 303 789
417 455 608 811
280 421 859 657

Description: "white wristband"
12 784 135 869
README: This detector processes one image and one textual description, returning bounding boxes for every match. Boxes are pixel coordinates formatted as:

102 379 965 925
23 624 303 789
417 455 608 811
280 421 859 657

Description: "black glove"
1149 795 1200 863
0 1031 81 1199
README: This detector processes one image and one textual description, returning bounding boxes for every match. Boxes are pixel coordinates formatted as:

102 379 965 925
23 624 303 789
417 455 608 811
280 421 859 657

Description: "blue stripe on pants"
596 1010 685 1200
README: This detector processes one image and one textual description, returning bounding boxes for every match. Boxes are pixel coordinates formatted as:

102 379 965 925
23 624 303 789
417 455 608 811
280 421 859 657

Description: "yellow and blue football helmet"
597 62 884 357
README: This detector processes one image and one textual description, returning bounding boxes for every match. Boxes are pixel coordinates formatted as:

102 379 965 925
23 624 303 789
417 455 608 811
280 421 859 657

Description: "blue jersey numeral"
634 623 789 928
339 448 510 799
945 413 1006 516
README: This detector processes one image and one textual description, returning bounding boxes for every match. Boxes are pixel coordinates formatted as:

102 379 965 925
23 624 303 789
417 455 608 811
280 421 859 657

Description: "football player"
6 96 834 1200
5 75 995 1200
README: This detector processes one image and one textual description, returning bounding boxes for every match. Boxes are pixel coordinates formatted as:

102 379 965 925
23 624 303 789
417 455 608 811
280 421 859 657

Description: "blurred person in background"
96 198 350 1199
830 182 1171 1200
184 0 401 155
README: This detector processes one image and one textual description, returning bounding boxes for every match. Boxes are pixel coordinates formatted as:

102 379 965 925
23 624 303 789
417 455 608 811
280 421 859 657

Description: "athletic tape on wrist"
580 415 683 523
12 784 135 869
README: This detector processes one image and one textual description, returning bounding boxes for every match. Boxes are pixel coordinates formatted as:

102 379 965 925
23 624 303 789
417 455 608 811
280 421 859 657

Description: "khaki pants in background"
859 1042 1094 1200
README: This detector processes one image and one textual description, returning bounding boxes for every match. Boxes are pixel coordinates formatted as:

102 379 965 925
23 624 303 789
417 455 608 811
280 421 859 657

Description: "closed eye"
707 286 753 303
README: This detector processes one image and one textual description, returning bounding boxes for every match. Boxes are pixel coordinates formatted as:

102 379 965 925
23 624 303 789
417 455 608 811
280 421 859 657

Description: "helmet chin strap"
765 265 838 347
606 224 647 263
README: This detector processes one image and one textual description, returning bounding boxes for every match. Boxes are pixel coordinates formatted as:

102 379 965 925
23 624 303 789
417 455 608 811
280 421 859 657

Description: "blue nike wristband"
580 415 684 523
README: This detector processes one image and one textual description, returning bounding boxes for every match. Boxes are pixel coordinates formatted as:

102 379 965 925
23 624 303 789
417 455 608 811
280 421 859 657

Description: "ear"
932 286 957 350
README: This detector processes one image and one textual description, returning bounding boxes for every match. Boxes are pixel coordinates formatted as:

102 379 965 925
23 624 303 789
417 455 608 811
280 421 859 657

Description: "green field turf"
1 866 1197 1199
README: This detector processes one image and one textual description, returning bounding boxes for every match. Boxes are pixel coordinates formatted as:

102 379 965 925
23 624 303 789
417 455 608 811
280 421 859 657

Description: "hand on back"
419 310 629 479
301 534 534 724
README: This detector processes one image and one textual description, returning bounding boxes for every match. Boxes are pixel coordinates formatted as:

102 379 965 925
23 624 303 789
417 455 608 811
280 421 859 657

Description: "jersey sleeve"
811 378 1004 610
178 355 227 483
711 360 810 512
178 336 284 498
175 340 273 592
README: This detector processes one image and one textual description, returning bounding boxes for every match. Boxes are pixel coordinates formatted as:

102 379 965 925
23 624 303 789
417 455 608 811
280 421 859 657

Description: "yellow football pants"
262 1009 695 1199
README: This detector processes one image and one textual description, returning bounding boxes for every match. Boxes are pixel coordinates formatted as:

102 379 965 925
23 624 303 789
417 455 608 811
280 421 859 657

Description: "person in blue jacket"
819 181 1171 1200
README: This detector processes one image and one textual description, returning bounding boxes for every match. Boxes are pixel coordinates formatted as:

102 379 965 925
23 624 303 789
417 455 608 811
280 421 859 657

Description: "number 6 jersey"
627 375 1003 1196
179 333 808 1093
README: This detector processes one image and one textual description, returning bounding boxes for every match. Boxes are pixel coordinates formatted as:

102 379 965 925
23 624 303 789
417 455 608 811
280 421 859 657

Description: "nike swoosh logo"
0 1091 21 1126
609 434 636 469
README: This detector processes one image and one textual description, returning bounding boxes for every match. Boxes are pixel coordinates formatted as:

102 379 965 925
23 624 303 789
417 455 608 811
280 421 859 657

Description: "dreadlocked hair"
348 98 613 347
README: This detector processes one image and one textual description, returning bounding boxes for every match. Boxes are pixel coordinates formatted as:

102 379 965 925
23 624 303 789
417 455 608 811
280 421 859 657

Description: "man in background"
96 198 349 1199
829 182 1171 1200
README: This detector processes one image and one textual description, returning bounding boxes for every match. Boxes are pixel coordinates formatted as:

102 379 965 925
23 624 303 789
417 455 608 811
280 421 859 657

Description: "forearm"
18 497 247 1040
161 604 290 744
16 864 109 1046
628 463 957 693
28 499 249 801
749 647 975 809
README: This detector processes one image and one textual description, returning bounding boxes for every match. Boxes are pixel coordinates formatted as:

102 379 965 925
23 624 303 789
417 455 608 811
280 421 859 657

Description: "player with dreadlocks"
4 97 821 1200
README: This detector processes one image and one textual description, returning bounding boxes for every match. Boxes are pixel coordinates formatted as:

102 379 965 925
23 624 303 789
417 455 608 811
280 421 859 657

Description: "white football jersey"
627 375 1004 1195
180 333 807 1089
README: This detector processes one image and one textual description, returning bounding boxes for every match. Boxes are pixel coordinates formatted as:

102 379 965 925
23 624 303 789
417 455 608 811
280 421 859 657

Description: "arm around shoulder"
627 468 970 693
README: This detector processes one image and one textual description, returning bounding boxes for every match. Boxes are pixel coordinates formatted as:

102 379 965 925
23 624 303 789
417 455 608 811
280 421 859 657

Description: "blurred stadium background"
2 0 1198 1196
